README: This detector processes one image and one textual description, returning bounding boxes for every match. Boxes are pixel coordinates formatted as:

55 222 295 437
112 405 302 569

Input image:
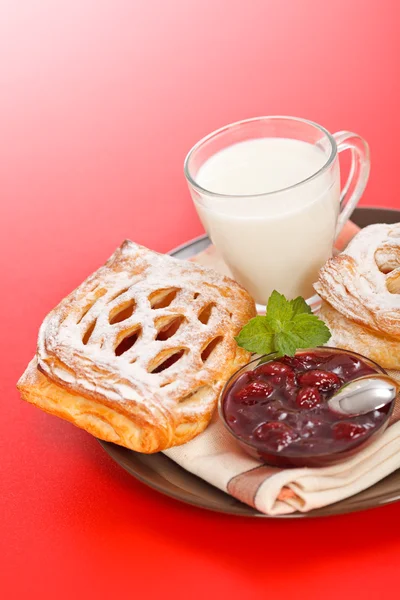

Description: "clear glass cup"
184 116 370 307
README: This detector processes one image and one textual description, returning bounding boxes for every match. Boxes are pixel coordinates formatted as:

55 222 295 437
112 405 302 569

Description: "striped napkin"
165 395 400 515
164 221 400 515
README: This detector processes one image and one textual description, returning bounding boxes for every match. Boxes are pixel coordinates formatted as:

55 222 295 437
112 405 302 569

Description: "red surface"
2 1 400 598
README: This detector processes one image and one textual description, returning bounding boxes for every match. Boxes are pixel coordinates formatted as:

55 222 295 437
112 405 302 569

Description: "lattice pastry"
315 223 400 369
18 241 256 452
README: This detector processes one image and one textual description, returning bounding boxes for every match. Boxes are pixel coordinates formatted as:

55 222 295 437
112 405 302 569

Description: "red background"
2 1 400 598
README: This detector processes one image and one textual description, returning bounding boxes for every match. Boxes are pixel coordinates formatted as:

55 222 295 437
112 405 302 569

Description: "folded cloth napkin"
165 394 400 515
164 221 400 515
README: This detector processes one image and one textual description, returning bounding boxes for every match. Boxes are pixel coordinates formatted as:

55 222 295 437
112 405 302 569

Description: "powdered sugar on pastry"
20 240 255 453
315 223 400 339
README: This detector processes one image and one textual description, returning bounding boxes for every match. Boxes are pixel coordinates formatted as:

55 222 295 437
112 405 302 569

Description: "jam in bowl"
219 348 395 467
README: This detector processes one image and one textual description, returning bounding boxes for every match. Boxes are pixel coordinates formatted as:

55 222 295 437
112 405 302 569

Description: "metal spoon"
328 374 398 417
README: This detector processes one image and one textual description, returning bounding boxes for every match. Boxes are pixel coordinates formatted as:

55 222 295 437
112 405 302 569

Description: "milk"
194 138 340 305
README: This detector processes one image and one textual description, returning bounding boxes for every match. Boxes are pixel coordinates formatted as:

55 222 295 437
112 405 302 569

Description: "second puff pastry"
315 223 400 369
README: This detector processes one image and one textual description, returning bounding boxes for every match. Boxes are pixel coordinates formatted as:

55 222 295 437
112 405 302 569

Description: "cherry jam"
222 350 392 465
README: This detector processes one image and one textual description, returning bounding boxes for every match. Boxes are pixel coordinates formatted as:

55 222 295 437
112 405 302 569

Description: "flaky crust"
320 301 400 370
315 223 400 338
315 223 400 369
18 241 256 452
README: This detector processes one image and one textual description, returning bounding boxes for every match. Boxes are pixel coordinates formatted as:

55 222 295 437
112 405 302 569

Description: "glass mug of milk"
184 116 370 306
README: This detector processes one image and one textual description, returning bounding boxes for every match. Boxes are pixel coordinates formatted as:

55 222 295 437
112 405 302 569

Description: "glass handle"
333 131 370 237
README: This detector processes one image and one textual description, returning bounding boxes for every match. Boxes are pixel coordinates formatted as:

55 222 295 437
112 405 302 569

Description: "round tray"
98 207 400 518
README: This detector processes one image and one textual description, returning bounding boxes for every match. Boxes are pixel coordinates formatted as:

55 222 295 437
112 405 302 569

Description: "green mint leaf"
287 313 331 348
235 290 331 357
276 314 331 356
274 331 298 356
290 296 312 317
235 316 275 354
265 290 293 331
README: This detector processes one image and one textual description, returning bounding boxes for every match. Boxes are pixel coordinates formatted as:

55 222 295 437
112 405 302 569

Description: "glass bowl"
219 347 395 468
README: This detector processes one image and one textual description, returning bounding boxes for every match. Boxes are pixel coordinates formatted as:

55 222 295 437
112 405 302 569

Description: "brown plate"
98 207 400 518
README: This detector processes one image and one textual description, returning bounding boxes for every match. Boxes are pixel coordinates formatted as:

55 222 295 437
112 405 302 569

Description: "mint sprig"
235 290 331 357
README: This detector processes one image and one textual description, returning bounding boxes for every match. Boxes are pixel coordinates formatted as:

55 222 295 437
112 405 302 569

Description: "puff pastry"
18 241 256 452
315 223 400 369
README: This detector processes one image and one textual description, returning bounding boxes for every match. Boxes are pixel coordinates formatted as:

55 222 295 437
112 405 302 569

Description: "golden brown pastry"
318 301 400 369
18 241 256 452
315 223 400 369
